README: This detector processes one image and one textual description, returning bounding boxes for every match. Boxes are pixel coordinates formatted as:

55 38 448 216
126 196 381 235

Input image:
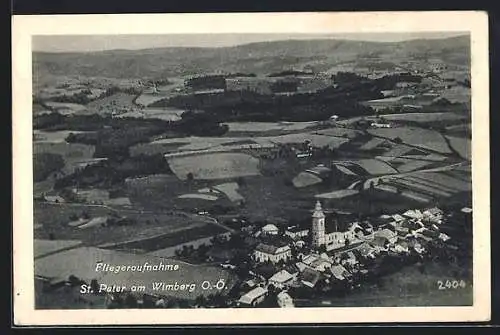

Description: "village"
32 35 473 309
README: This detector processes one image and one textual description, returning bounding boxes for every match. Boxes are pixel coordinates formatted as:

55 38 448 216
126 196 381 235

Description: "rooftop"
269 270 294 284
238 286 268 305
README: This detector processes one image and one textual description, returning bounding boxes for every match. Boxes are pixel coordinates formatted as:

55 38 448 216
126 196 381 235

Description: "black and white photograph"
12 12 490 325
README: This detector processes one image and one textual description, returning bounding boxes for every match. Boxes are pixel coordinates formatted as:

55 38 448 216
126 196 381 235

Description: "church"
310 201 358 251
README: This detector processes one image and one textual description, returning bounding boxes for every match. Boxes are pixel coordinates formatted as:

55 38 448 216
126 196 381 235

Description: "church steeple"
312 200 325 218
311 201 326 248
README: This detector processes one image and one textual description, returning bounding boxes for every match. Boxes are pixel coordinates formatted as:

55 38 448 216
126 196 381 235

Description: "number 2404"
437 280 467 290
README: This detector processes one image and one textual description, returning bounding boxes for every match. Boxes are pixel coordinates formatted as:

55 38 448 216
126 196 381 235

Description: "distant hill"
33 35 470 79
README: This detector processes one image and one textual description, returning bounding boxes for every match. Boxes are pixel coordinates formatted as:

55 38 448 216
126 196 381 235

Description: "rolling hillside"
33 35 470 79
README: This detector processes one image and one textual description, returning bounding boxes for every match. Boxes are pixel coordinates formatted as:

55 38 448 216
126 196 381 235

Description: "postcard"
12 11 490 325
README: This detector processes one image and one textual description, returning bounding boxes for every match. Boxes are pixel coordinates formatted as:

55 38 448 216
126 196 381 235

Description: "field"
292 172 323 188
33 142 96 172
44 102 88 113
85 92 138 115
334 159 398 176
379 112 469 123
167 152 261 180
33 201 214 248
135 93 168 107
223 121 318 133
375 168 472 203
315 189 359 200
269 133 349 149
445 136 471 160
368 127 452 154
115 107 185 121
33 130 94 143
213 182 244 202
295 261 472 307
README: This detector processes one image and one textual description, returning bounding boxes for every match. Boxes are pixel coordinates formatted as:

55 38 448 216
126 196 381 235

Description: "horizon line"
32 33 469 54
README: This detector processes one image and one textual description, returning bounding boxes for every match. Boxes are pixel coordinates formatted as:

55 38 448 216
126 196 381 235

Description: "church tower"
311 200 326 249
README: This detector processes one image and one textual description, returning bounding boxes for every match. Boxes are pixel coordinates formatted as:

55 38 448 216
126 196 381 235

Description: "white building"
254 243 292 263
261 224 279 236
238 286 268 307
277 291 294 308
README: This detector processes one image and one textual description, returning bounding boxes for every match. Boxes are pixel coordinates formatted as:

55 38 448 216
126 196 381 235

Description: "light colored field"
115 107 184 121
409 172 471 192
393 159 434 173
178 193 219 201
338 159 398 175
359 137 388 150
269 133 349 148
379 112 469 122
314 127 362 139
33 130 93 143
135 93 168 106
292 171 323 188
315 189 359 199
168 152 261 180
224 121 318 132
213 182 244 202
446 136 471 160
440 86 471 104
368 127 452 154
44 101 87 112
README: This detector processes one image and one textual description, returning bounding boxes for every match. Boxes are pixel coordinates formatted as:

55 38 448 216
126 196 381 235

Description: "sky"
32 32 467 53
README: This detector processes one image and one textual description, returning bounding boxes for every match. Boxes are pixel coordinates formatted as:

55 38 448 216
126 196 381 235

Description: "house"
284 264 300 278
339 251 358 267
407 238 426 254
302 253 332 272
294 240 306 248
243 278 258 290
254 243 292 263
238 286 268 307
300 268 322 288
261 224 279 236
374 229 398 244
285 227 309 239
461 207 473 214
391 214 406 223
403 209 424 220
370 122 392 128
277 291 294 307
439 233 451 242
355 242 376 259
370 236 389 250
295 262 307 273
330 264 350 281
268 270 295 289
393 240 410 253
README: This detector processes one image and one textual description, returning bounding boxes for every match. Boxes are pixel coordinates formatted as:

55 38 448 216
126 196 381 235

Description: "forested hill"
33 35 470 79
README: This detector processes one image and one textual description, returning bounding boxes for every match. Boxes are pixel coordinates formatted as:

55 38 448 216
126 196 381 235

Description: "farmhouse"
238 286 268 307
254 242 292 264
261 224 279 236
330 264 350 281
300 268 322 288
268 270 295 288
277 291 294 307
